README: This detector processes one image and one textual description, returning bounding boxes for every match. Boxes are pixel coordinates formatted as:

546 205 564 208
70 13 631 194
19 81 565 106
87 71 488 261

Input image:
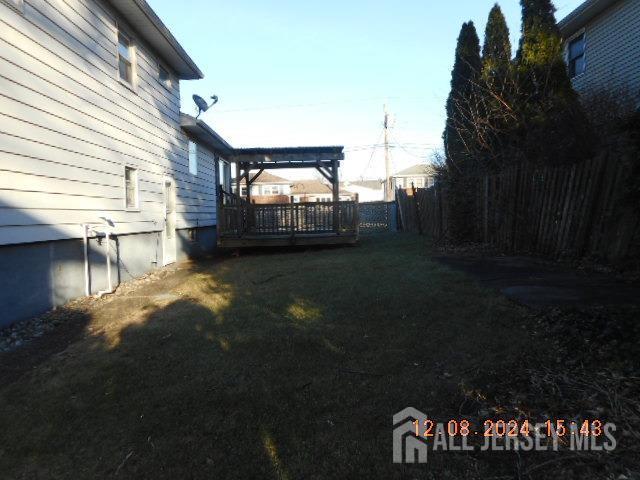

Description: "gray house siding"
0 0 217 327
567 0 640 103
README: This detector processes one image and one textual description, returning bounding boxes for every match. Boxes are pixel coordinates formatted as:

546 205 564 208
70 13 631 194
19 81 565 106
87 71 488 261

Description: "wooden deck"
217 197 359 248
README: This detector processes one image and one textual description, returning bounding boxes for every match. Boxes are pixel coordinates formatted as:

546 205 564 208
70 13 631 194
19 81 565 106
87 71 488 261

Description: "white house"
0 0 231 326
559 0 640 107
341 180 384 202
236 172 292 198
392 164 436 191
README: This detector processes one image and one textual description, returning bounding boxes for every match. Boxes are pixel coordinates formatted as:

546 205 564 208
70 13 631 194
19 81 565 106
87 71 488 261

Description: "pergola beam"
315 166 334 184
229 151 344 165
247 169 264 185
233 161 340 171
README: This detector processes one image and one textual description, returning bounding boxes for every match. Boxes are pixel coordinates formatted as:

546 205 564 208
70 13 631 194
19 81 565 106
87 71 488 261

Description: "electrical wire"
214 96 401 114
359 127 385 179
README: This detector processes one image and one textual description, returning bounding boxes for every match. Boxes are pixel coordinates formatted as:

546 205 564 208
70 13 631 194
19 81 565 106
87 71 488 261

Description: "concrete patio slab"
434 255 640 308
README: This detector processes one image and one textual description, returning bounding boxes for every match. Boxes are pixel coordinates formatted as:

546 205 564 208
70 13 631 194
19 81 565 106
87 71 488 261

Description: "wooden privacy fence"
397 186 447 238
397 155 640 263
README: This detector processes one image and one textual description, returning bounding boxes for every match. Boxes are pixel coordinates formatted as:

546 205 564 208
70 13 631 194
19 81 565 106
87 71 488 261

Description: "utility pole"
384 104 392 201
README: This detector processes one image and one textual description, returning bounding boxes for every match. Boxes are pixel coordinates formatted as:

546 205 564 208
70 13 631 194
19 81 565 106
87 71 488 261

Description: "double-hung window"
118 31 134 85
568 34 586 78
124 166 139 210
188 141 198 176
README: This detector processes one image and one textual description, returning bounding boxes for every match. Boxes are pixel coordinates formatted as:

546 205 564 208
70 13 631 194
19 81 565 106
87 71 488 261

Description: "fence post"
412 183 423 235
354 194 360 236
396 190 405 232
483 176 489 243
290 196 295 242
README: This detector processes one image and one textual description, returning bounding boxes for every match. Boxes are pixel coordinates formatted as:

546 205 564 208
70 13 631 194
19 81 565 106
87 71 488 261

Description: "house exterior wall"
0 226 216 326
567 0 640 103
0 0 217 244
393 175 434 190
342 186 383 202
0 0 217 326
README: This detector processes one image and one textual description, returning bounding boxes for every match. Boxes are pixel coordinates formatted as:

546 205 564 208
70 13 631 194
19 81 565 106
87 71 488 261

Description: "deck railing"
219 196 359 238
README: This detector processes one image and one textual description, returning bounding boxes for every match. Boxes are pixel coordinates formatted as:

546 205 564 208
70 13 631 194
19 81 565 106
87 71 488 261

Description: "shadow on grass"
0 234 536 479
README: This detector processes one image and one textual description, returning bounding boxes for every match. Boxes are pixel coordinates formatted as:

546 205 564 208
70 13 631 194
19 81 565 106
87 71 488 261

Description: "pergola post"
332 159 340 233
244 163 252 204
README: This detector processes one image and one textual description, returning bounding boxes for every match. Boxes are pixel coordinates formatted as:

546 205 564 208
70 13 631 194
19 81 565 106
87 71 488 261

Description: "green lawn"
0 235 568 478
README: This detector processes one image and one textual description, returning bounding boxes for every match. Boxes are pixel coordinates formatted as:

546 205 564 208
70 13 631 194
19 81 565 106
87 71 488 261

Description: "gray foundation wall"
0 226 217 328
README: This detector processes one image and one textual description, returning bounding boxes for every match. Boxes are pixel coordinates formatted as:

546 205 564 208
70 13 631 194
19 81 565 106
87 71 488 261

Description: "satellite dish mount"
193 95 218 119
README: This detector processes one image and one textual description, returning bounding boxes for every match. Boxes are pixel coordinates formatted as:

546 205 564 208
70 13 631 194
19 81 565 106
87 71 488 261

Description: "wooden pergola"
230 146 344 204
218 146 359 247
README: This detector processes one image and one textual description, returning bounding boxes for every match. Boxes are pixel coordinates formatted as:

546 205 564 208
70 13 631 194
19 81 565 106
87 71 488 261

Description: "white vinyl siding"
1 0 22 13
0 0 216 246
158 64 172 90
568 0 640 102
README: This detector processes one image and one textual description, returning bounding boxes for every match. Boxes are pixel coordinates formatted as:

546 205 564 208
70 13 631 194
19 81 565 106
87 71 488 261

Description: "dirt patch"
0 260 196 383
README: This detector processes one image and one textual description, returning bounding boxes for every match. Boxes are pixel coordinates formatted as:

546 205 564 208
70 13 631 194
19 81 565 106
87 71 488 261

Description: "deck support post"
235 163 243 237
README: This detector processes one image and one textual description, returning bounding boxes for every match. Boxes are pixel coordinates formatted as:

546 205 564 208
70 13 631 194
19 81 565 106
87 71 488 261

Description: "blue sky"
149 0 584 180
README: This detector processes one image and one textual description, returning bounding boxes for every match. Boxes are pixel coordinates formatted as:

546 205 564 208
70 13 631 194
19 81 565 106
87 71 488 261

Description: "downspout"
96 229 114 298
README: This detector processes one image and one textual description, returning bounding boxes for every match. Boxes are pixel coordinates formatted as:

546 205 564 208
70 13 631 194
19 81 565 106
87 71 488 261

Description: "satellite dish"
193 94 219 119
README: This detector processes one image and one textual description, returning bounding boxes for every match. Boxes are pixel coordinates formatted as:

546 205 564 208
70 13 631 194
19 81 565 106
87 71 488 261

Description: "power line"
359 127 385 179
213 96 402 114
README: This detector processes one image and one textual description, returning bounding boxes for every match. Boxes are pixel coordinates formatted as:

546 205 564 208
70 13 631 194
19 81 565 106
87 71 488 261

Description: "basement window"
124 166 139 210
568 34 586 78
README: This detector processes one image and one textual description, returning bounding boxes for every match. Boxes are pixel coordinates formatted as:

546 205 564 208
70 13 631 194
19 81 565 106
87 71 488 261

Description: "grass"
0 234 634 478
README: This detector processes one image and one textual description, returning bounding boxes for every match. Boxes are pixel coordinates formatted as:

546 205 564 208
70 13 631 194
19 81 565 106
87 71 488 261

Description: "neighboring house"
291 180 351 203
236 172 292 198
392 164 436 191
0 0 232 326
341 180 384 202
558 0 640 106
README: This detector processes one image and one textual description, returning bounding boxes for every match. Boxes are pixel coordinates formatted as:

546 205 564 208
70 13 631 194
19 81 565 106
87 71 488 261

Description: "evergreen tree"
443 21 482 240
516 0 573 99
479 4 515 170
515 0 593 165
443 21 481 175
482 3 511 84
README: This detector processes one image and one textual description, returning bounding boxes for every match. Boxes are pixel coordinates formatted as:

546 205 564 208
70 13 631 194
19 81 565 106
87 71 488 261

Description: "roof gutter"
180 114 234 157
558 0 620 38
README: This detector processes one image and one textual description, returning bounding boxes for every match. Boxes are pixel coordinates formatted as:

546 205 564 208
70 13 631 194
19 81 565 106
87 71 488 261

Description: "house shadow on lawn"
0 264 392 479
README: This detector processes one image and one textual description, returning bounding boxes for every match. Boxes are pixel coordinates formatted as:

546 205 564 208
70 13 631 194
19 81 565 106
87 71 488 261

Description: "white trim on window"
188 141 198 176
124 165 140 211
116 27 137 91
565 28 587 79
